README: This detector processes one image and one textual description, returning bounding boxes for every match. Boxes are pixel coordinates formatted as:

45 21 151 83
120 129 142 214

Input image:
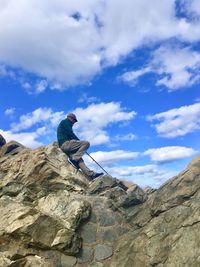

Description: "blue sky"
1 0 200 188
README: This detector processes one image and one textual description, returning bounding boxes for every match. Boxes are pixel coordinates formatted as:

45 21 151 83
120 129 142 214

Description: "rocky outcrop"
110 156 200 267
0 140 200 266
0 134 6 147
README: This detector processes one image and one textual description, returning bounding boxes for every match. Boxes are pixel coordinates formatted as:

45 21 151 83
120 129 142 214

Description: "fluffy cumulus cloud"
1 0 200 91
11 108 64 132
120 45 200 90
1 102 135 147
0 129 43 148
73 102 136 145
104 164 177 188
147 102 200 138
1 107 65 148
144 146 198 163
88 150 139 165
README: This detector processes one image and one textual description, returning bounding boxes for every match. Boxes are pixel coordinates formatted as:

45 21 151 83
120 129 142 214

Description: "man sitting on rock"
57 113 103 180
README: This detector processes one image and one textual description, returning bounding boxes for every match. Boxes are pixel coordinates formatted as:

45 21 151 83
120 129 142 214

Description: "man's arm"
64 121 79 140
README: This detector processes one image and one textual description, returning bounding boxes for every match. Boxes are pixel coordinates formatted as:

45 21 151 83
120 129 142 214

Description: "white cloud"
0 129 43 148
191 0 200 16
78 93 99 104
11 108 64 132
1 1 200 90
87 150 139 165
120 67 150 86
147 102 200 138
144 146 198 163
0 64 16 79
22 81 32 91
0 0 102 88
1 107 65 148
83 151 177 187
5 107 15 117
114 133 137 141
35 80 48 93
73 102 136 145
181 0 200 18
154 45 200 89
107 164 178 188
120 45 200 90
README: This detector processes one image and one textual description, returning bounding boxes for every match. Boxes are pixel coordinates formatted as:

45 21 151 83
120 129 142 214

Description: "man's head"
67 113 78 124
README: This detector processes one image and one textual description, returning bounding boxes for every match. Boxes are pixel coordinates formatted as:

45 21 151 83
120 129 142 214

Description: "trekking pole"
86 152 110 176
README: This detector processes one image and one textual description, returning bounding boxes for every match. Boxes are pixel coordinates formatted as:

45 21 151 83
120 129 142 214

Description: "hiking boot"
91 172 104 179
68 158 80 169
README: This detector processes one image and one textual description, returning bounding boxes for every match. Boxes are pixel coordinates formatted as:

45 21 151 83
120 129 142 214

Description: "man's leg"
61 140 103 179
78 158 96 177
70 140 90 161
61 140 89 160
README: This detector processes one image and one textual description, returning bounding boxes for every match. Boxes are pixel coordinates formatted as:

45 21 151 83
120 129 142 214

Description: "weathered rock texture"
0 139 200 266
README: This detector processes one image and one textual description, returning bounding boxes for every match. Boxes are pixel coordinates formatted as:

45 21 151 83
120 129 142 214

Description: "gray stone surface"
95 244 113 260
88 175 127 195
89 262 104 267
81 223 97 243
98 211 116 226
100 186 126 199
61 255 77 267
99 225 129 242
118 184 147 207
77 247 94 263
89 210 97 223
99 227 118 242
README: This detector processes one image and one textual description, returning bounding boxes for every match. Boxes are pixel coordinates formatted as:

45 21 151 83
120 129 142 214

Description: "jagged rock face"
0 141 200 266
0 134 6 147
110 156 200 267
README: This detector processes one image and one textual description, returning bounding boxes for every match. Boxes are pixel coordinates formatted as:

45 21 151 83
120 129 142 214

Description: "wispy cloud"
144 146 198 163
88 150 139 165
35 80 48 93
4 107 15 117
147 102 200 138
78 93 100 104
119 67 151 86
114 133 137 141
120 45 200 90
11 108 64 132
